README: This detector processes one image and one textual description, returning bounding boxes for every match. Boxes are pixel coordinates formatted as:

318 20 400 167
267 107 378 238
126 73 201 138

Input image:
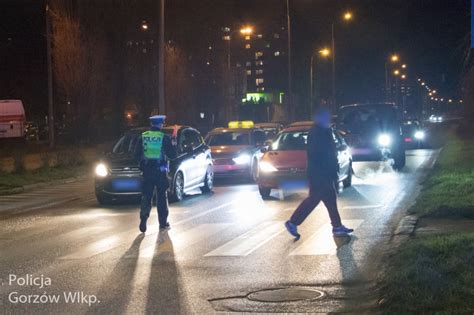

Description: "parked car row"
94 103 417 204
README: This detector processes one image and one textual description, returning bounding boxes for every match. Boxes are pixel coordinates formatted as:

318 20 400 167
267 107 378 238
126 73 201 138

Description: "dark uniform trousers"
140 171 169 226
290 179 342 228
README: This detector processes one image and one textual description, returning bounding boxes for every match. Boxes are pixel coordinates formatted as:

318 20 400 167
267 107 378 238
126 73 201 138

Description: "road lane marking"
290 219 364 256
204 221 284 257
133 223 231 258
59 201 235 259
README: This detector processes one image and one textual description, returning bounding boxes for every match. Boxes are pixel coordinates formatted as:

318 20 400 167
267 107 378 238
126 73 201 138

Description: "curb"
393 215 418 236
0 175 90 196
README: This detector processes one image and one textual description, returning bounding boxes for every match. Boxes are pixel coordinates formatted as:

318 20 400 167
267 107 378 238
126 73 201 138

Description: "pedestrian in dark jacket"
285 109 354 239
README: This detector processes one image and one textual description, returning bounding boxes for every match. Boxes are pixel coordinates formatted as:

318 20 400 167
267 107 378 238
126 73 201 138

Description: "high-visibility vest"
142 130 165 160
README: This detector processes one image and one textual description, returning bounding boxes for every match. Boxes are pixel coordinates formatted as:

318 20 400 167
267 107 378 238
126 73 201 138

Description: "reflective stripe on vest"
142 130 164 160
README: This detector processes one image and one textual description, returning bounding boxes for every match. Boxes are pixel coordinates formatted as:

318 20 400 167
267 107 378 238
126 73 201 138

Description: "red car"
257 124 353 199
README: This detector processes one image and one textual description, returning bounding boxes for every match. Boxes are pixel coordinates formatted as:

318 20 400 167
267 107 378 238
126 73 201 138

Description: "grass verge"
0 165 89 191
381 127 474 313
382 233 474 313
409 133 474 218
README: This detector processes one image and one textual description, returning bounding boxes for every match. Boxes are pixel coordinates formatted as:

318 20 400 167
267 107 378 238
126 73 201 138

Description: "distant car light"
259 161 278 173
378 134 391 147
232 153 251 165
414 131 425 140
95 163 108 177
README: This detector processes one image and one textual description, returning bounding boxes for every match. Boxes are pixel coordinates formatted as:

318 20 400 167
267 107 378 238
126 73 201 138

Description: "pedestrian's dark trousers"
290 179 342 228
140 172 169 226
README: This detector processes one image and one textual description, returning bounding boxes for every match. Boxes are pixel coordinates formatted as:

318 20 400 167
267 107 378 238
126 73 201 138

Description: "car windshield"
272 131 308 151
206 132 250 146
338 105 398 133
112 129 173 154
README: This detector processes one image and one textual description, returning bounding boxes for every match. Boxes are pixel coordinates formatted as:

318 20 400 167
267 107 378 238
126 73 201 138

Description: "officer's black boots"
139 217 147 233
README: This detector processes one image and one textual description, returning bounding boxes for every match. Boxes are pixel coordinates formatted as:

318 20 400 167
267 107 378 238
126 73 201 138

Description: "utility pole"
331 23 336 111
158 0 165 115
286 0 293 120
46 3 55 148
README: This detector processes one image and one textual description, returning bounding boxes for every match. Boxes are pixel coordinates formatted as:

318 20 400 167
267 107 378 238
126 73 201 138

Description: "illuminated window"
245 35 251 40
246 70 252 75
257 87 265 92
245 44 251 49
274 33 280 39
274 51 280 56
256 60 263 66
246 61 252 67
256 69 263 75
222 35 230 41
256 78 264 85
257 34 263 38
255 51 263 59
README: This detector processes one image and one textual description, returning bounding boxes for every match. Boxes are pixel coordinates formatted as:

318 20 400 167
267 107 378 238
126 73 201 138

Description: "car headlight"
233 153 251 165
259 161 278 173
95 163 109 177
378 134 391 147
414 131 425 140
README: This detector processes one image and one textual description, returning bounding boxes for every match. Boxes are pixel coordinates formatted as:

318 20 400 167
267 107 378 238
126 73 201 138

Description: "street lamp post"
46 3 55 148
385 54 399 102
310 48 330 116
158 0 165 115
330 11 353 111
286 0 293 120
223 26 254 121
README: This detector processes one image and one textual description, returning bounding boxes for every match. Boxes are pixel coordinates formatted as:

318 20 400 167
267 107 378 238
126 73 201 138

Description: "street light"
141 20 149 30
401 64 407 69
343 11 353 21
390 54 399 62
239 26 254 35
393 69 400 76
401 74 406 79
319 47 331 57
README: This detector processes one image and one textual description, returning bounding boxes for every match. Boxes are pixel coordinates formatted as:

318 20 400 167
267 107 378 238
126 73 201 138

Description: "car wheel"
96 192 111 205
343 164 353 188
251 158 259 182
200 166 214 193
393 148 406 171
259 186 271 200
170 172 185 202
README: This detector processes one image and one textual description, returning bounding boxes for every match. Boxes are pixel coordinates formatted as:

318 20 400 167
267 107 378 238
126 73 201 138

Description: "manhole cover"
247 287 324 302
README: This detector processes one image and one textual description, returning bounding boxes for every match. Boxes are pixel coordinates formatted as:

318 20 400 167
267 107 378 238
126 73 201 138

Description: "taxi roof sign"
228 120 254 129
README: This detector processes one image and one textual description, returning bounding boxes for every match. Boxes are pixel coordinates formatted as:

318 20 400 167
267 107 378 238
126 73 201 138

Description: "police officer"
138 115 177 233
285 108 354 239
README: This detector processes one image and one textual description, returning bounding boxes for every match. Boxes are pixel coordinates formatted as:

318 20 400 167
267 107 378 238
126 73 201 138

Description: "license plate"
280 179 308 190
112 179 141 191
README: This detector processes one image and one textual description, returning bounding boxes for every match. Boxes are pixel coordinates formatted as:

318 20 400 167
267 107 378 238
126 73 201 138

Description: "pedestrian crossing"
0 179 92 213
52 218 365 260
205 221 285 257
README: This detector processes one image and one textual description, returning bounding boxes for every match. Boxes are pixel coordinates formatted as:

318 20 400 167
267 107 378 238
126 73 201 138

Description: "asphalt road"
0 148 438 314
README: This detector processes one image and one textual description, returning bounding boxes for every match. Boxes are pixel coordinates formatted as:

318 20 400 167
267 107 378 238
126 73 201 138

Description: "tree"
50 0 107 142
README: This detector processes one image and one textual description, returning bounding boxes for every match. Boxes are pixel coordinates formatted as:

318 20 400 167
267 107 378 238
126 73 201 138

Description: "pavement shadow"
145 230 183 314
88 234 145 314
334 235 361 282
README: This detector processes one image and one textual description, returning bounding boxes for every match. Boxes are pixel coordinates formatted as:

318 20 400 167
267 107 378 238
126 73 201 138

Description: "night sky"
0 0 470 116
